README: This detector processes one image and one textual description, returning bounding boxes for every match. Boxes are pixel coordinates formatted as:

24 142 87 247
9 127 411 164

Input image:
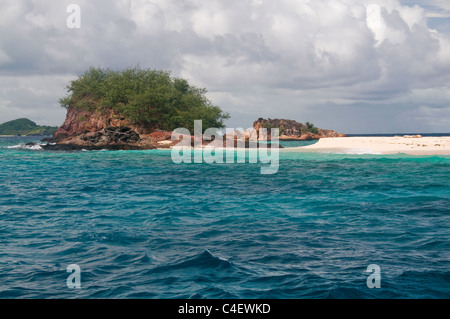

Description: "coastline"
4 134 450 156
288 136 450 155
0 134 52 138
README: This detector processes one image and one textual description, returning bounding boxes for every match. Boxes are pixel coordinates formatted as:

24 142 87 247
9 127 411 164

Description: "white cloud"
0 75 70 125
0 0 450 132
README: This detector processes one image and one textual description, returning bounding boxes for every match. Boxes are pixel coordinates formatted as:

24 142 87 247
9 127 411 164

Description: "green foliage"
261 122 284 135
0 118 57 136
60 66 230 132
302 121 319 134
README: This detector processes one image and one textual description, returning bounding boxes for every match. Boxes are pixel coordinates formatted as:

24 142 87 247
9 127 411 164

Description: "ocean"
0 136 449 299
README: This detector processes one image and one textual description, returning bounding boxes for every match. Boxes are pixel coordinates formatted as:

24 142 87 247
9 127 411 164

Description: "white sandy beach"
288 136 450 155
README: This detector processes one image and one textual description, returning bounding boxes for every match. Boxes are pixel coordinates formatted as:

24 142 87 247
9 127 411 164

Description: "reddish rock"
147 131 172 141
253 118 346 140
53 106 154 139
254 118 305 136
55 107 132 137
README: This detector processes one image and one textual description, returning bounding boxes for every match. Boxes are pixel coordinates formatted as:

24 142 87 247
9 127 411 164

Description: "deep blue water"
0 136 449 299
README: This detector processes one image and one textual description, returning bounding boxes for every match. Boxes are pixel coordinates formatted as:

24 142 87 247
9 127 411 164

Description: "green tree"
302 121 319 134
59 66 230 132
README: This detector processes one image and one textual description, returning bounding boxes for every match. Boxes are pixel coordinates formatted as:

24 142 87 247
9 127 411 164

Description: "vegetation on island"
302 121 319 135
260 122 285 135
0 118 57 136
260 120 319 135
59 67 230 132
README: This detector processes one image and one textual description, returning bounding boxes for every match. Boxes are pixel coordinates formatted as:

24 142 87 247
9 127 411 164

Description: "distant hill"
0 118 58 136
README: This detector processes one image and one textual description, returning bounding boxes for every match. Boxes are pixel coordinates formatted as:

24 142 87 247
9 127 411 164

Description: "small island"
0 118 58 136
43 67 230 150
253 118 346 141
40 66 345 151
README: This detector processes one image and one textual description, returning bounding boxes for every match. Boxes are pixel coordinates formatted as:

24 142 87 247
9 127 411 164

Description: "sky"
1 0 450 134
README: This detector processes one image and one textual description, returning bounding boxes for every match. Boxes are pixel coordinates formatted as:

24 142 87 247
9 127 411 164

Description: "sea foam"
6 143 43 150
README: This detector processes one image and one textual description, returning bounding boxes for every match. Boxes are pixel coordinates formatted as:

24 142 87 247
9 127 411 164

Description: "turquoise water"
0 136 449 299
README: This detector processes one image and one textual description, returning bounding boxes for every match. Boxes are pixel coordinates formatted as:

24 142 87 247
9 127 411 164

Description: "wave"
386 270 450 298
152 250 234 273
397 270 450 284
1 143 449 298
325 287 378 299
328 148 383 155
6 143 44 150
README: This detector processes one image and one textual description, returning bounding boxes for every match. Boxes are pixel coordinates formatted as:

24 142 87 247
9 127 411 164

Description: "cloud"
405 105 450 130
0 0 450 133
426 0 450 13
0 49 12 66
0 75 70 126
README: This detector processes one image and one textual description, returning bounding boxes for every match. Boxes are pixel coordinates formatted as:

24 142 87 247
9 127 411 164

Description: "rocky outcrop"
43 126 156 151
253 118 304 137
80 127 140 144
48 106 170 150
253 118 346 140
317 128 346 138
53 106 157 139
46 106 346 151
55 107 117 137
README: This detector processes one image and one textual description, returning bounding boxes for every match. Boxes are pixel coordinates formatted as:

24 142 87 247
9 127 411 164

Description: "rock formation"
53 107 150 137
43 104 184 150
253 118 346 140
43 105 346 151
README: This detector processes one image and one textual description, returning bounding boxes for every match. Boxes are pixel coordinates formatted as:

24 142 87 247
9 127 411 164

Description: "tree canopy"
302 121 319 134
59 67 230 132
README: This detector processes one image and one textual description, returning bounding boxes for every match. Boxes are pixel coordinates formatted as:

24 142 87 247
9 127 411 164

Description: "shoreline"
4 135 450 156
287 136 450 155
0 134 53 137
